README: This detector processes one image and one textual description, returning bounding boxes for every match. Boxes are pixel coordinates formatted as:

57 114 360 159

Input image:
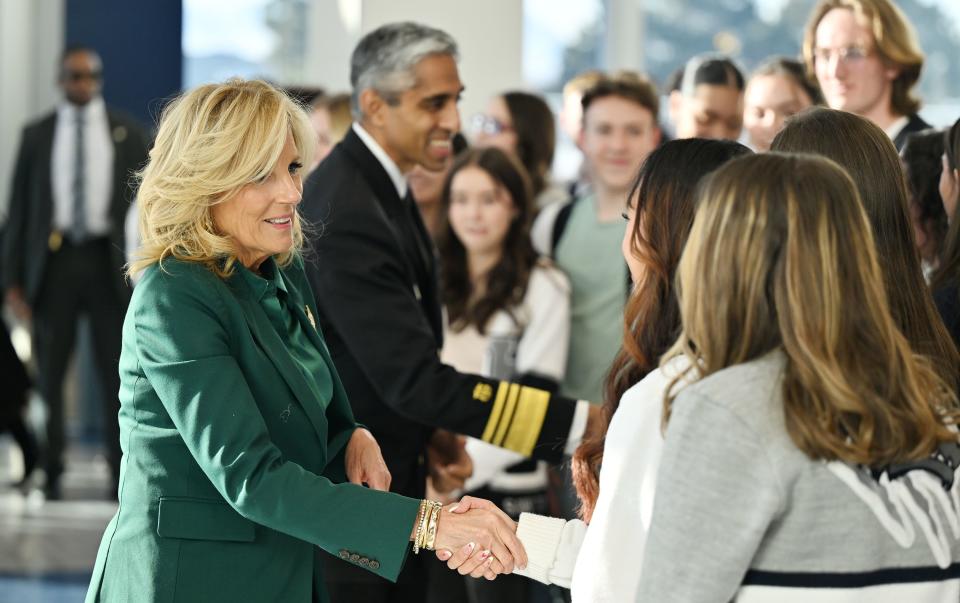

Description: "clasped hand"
433 496 527 581
427 429 473 494
344 427 391 491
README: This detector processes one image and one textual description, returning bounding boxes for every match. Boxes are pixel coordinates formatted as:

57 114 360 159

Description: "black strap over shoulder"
550 200 577 259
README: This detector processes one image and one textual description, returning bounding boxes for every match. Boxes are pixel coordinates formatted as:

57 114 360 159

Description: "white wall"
304 0 524 129
606 0 644 73
0 0 63 219
303 0 361 93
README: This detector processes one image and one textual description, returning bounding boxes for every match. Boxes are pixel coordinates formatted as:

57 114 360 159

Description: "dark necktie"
72 109 87 242
402 189 433 278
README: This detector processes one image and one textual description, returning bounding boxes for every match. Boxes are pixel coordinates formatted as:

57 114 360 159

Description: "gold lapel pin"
48 231 63 252
305 305 317 330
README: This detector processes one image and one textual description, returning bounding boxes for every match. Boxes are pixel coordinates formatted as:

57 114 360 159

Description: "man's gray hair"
350 22 459 118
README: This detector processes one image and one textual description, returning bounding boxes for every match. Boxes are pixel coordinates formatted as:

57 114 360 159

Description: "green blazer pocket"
157 496 256 542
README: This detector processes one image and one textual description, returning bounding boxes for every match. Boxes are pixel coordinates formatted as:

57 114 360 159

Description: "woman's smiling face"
212 133 304 270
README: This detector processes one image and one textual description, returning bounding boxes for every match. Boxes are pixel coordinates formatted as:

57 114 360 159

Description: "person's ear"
359 89 387 128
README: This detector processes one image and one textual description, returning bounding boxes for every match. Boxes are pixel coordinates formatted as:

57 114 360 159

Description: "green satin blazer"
86 257 419 602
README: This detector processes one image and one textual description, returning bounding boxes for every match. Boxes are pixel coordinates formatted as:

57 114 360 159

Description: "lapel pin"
48 231 63 252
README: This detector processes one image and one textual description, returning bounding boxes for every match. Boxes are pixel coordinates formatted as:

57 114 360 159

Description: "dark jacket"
893 113 932 152
2 107 150 304
300 128 578 502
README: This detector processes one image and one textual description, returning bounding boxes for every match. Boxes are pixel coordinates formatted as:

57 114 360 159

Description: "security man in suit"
2 45 149 499
301 22 597 601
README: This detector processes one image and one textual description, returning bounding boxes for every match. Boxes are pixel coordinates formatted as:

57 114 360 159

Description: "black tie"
72 108 87 242
403 189 434 275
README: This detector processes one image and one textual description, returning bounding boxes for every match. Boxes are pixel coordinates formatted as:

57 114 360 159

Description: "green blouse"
236 258 334 410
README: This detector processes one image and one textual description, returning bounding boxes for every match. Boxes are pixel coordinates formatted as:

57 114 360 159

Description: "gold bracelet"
415 500 441 553
412 500 428 554
422 501 442 551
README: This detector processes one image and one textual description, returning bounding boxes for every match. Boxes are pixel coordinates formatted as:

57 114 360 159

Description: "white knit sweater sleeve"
513 513 587 588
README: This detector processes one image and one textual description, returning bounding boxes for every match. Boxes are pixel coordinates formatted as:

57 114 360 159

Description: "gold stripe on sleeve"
480 381 509 443
502 386 550 457
492 384 521 446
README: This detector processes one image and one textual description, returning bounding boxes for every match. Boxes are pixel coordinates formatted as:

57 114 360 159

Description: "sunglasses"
64 70 103 83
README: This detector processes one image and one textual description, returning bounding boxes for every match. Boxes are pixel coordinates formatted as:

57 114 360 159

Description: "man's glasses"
64 70 103 83
470 114 512 136
812 45 870 66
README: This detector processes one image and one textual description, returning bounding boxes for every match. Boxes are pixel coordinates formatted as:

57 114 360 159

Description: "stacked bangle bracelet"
413 500 443 554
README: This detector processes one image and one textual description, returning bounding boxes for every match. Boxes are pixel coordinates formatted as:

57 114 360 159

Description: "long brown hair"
502 92 555 198
667 153 958 465
901 128 948 266
438 147 538 333
771 107 960 385
932 119 960 294
571 138 751 522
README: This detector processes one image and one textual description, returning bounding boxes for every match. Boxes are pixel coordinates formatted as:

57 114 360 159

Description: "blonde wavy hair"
666 153 958 466
129 78 316 278
802 0 924 116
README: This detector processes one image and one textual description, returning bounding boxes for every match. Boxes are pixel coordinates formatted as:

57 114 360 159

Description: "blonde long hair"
129 78 316 278
666 153 958 466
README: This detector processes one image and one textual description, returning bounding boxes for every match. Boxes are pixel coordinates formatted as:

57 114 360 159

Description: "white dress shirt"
51 96 115 237
352 122 408 198
884 115 909 143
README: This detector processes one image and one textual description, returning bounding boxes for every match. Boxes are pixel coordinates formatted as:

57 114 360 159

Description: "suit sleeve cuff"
530 392 578 462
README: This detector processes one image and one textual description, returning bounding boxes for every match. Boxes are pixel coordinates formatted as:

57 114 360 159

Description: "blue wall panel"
65 0 182 129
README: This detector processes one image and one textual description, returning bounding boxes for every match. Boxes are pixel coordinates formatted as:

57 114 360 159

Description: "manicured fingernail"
479 550 490 560
438 550 452 561
448 504 459 513
464 542 475 552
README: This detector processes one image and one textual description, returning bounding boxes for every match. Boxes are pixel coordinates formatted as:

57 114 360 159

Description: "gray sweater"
638 351 960 602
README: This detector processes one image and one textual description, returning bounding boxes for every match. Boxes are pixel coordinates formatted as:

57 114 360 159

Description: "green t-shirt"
554 195 627 403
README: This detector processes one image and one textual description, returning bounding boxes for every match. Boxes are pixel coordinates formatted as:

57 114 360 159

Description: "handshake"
429 496 528 581
346 427 529 581
425 430 526 581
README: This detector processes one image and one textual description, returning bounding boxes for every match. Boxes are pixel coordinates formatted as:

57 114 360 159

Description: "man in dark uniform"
301 22 595 602
2 46 149 499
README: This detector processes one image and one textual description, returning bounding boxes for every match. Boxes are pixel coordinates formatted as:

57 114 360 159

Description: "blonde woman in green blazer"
85 79 525 603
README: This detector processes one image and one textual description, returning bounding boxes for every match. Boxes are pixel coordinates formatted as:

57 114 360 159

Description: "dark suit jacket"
300 128 577 502
2 106 150 304
893 112 932 152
